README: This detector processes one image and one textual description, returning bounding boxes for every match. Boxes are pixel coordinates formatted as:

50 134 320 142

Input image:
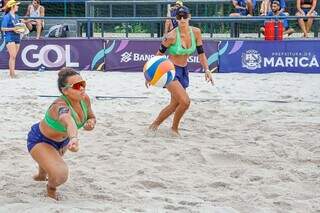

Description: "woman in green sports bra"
26 67 96 200
147 6 213 136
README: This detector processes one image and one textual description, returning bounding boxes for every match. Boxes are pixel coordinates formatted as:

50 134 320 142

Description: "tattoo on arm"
58 107 70 116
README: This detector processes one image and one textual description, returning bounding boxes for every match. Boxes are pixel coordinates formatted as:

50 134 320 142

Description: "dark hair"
57 67 80 93
272 0 280 6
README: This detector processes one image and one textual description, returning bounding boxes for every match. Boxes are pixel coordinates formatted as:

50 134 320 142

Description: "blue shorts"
5 37 21 45
27 123 69 152
174 65 189 89
302 8 318 16
236 8 249 16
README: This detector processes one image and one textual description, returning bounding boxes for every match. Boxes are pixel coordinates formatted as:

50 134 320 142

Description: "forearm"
1 27 14 32
199 53 209 71
297 4 303 13
309 6 316 12
156 51 164 56
66 121 78 139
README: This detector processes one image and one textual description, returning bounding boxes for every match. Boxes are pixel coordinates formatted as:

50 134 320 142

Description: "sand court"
0 71 319 212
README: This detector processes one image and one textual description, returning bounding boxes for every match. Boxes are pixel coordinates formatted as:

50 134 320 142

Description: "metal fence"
1 16 320 38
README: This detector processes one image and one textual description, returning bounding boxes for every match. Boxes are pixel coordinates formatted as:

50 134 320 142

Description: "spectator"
260 0 269 15
164 0 183 35
260 0 287 16
25 0 44 39
1 0 22 78
260 1 294 36
230 0 254 16
296 0 318 37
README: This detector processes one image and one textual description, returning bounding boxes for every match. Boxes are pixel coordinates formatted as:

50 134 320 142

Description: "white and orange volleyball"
143 56 175 88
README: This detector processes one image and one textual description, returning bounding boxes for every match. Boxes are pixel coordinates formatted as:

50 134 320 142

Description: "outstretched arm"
194 27 214 84
53 103 80 152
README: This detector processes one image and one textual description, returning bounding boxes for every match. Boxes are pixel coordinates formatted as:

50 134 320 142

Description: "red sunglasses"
64 80 86 90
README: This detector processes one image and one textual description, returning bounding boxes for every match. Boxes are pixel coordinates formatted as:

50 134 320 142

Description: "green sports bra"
167 27 196 56
44 95 88 132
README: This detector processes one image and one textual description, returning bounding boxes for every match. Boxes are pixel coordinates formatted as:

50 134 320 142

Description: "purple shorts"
27 123 69 152
174 65 189 89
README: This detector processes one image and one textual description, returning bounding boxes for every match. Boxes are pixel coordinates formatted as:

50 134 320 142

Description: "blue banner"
219 40 320 73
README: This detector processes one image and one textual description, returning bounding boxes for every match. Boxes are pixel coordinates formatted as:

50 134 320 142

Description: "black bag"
46 24 69 38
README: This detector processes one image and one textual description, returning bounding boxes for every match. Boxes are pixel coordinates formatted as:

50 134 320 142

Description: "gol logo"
21 44 79 68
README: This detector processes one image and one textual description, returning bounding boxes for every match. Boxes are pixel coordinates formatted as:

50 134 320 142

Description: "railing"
1 16 319 38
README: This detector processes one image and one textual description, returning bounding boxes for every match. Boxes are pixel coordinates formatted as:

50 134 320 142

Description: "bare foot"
9 74 18 79
47 184 60 201
170 128 181 138
303 32 308 38
149 123 159 131
33 174 48 181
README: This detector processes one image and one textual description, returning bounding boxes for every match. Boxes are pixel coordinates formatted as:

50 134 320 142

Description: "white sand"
0 71 319 213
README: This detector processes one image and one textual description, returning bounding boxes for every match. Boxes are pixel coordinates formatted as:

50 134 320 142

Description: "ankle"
47 184 56 191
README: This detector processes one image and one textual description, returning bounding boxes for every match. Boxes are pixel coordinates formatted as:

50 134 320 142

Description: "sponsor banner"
0 38 104 71
219 40 320 73
104 39 219 72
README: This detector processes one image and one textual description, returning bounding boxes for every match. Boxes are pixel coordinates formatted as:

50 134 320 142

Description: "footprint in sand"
137 180 167 189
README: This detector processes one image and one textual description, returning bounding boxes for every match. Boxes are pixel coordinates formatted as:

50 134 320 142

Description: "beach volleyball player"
147 6 213 136
27 68 96 200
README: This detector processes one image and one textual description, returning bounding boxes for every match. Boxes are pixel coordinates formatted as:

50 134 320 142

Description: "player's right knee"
180 97 190 109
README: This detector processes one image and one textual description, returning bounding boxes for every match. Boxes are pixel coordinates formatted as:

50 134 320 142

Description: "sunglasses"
64 80 86 90
176 13 188 20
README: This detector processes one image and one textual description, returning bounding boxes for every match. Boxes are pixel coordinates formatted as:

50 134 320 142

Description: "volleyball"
143 56 175 88
14 23 29 35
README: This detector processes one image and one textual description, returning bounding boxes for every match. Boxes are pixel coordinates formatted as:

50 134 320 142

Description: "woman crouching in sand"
27 67 96 200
